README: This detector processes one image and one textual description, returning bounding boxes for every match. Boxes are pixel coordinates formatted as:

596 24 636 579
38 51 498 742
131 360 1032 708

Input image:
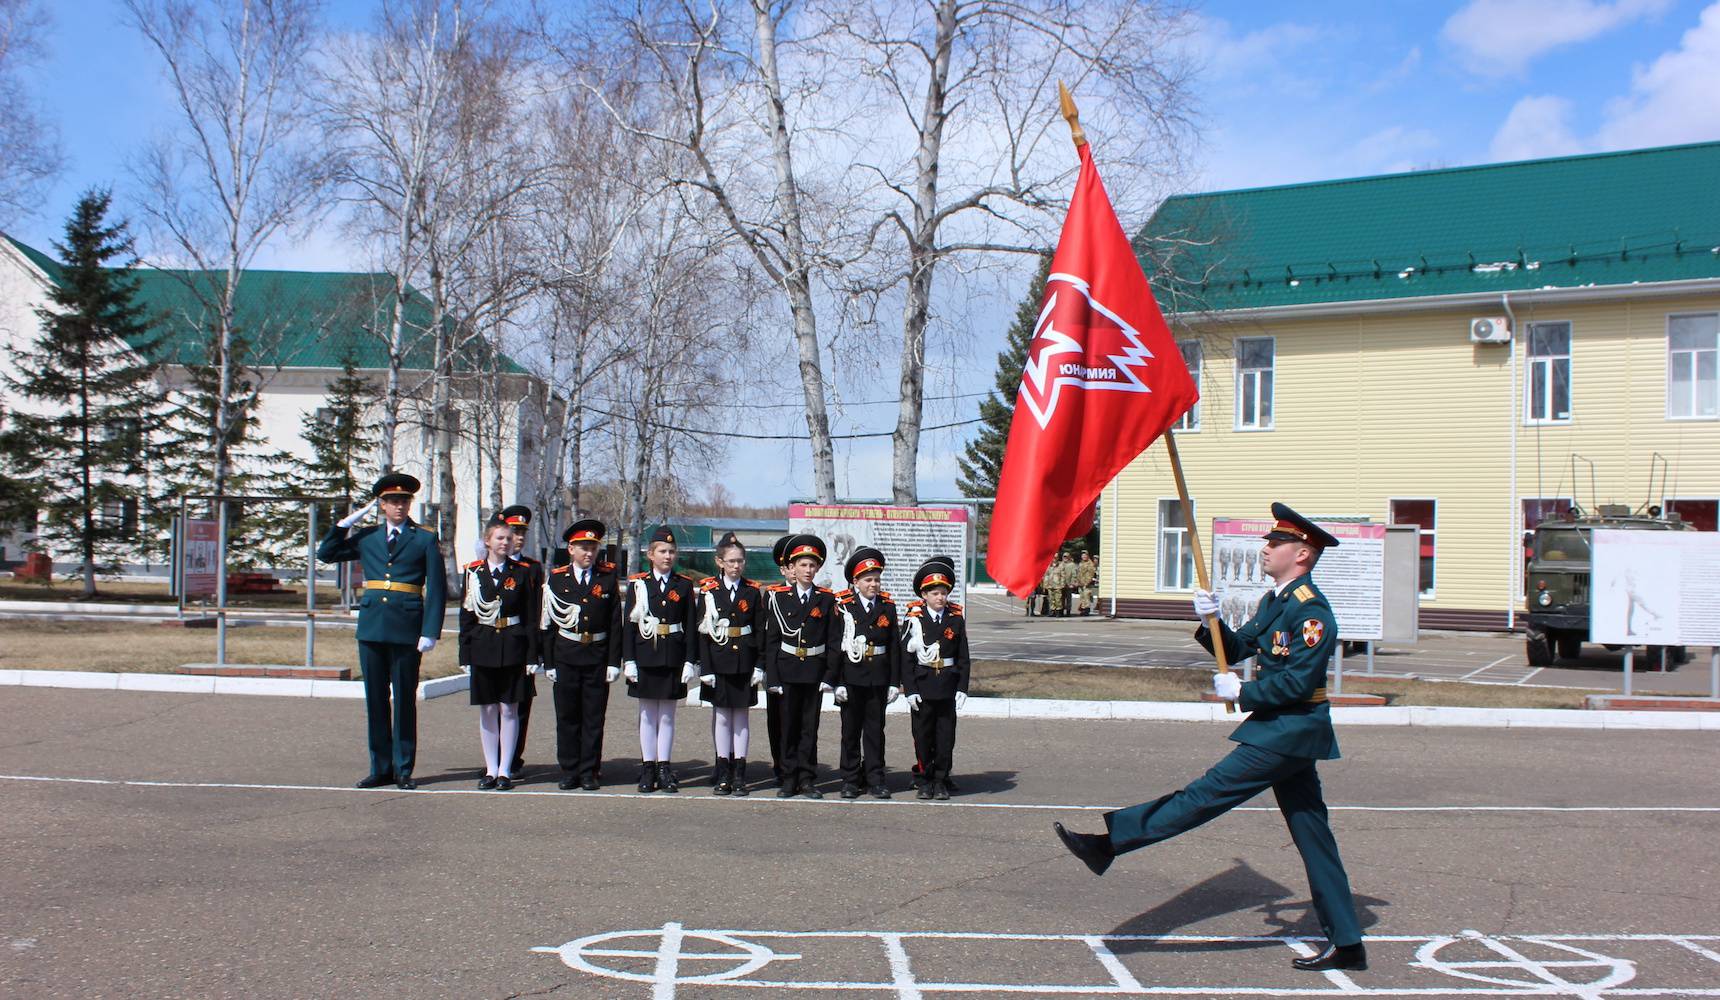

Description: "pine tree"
296 349 380 522
1 190 166 597
957 258 1050 549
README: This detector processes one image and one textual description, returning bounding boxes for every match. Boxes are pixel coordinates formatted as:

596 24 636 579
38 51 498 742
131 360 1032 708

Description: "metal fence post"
306 504 317 668
215 497 228 667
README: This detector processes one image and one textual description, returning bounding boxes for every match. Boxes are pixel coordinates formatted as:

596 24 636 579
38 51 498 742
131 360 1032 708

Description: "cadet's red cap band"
853 559 881 576
789 545 821 561
922 573 951 589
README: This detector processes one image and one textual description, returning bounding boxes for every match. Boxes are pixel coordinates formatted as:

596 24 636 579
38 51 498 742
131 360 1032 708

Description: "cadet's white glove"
530 662 546 676
886 686 901 704
1192 588 1220 618
546 668 558 682
700 673 717 687
768 685 783 695
605 666 620 683
833 685 849 704
1213 671 1242 701
623 662 639 682
955 691 967 710
681 663 698 685
338 499 378 529
751 668 765 688
417 636 436 654
906 693 922 710
459 663 471 675
818 682 833 694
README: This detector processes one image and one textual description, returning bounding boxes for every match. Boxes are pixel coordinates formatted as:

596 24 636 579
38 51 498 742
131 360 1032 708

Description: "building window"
1234 336 1274 430
1157 498 1195 591
99 498 140 538
1667 313 1718 419
1525 321 1571 423
1390 498 1436 596
1666 498 1718 532
1174 340 1201 431
1521 497 1573 591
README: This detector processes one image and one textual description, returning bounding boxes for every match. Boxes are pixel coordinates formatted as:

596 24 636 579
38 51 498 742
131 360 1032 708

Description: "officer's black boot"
712 756 732 795
1292 943 1367 972
657 761 679 793
732 758 750 796
637 763 655 794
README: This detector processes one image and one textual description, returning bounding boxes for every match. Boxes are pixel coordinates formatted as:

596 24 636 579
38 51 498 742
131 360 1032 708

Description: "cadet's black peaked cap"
1263 502 1340 549
648 526 677 547
564 519 605 544
499 505 533 527
784 534 826 566
845 546 886 581
771 534 794 567
914 557 957 594
372 473 420 498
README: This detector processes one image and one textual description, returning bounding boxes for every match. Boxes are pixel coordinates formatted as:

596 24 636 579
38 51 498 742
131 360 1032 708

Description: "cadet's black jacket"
833 589 902 688
899 600 970 701
539 561 623 669
763 583 840 687
620 571 698 669
458 557 542 668
695 576 765 676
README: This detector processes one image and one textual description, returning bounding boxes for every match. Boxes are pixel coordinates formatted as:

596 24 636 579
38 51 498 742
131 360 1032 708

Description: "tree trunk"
429 260 457 573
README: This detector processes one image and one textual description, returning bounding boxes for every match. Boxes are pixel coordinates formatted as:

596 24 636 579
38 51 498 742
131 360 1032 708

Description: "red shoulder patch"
550 565 568 575
629 571 649 580
466 559 485 569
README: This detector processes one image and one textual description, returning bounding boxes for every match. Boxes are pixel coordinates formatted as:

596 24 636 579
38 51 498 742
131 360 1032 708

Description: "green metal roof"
4 234 523 374
1137 141 1720 314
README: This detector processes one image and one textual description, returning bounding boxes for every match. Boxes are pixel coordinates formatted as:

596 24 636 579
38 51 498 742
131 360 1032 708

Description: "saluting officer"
695 532 766 795
902 557 970 800
763 533 839 799
762 534 794 785
622 526 700 793
498 504 544 775
459 520 541 789
316 473 447 791
541 518 622 791
1053 503 1367 974
832 546 901 799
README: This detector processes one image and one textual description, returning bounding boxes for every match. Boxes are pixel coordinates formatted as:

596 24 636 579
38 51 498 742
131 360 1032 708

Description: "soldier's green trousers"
359 640 422 780
1102 742 1362 947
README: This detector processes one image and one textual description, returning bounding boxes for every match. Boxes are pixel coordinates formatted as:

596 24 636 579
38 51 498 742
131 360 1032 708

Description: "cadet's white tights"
711 706 750 757
638 699 676 762
478 702 520 777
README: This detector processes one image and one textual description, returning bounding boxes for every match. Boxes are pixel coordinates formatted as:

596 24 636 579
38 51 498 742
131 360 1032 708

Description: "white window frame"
1173 339 1202 432
1524 321 1573 424
1666 312 1719 421
1518 496 1573 598
1389 497 1436 599
1233 335 1275 431
1157 497 1196 592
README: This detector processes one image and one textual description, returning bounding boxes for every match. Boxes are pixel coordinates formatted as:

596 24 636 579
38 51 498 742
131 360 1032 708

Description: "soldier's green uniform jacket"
1195 572 1338 761
317 519 448 643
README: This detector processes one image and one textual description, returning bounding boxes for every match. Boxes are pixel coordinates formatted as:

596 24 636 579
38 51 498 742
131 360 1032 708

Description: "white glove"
546 667 558 682
833 685 848 704
605 666 620 683
955 691 967 710
681 663 698 685
750 668 765 688
1213 671 1242 700
460 664 471 675
1192 588 1220 618
819 682 833 694
530 662 546 676
768 685 783 695
417 636 436 654
623 662 639 682
886 686 901 704
906 693 922 710
338 499 378 529
700 673 717 687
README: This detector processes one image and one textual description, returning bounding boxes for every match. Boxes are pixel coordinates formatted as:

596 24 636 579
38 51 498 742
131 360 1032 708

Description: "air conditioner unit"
1469 316 1512 344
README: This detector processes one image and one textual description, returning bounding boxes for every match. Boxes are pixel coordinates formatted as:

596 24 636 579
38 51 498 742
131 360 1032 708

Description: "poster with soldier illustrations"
787 503 970 604
1211 518 1387 640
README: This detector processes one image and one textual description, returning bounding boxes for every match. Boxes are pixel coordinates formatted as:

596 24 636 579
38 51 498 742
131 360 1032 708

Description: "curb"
0 668 468 701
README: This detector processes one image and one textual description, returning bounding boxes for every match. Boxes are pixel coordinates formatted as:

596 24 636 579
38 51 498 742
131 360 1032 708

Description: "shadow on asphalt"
1104 859 1390 952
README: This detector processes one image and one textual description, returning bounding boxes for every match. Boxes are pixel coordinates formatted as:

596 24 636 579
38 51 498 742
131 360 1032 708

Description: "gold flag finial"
1058 81 1087 149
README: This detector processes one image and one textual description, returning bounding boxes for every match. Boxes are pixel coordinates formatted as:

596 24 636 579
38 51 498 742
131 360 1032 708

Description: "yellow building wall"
1099 292 1720 626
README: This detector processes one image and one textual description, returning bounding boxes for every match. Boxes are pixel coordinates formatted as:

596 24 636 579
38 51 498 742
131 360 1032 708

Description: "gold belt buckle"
655 624 670 637
580 632 594 645
794 646 808 659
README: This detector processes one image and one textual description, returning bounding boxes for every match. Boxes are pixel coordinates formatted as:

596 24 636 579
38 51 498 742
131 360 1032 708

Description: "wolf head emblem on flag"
1019 273 1159 430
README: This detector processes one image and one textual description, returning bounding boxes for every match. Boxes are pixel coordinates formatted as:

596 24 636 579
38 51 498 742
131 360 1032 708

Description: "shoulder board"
815 585 834 594
697 577 718 591
835 589 854 603
878 590 893 600
674 571 696 582
947 602 964 616
741 577 756 588
550 565 569 576
1292 584 1315 603
466 559 485 569
597 561 615 573
629 572 649 580
518 555 540 565
765 583 790 592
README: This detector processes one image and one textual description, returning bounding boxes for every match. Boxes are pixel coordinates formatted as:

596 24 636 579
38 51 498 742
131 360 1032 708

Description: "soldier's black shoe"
638 764 656 793
477 775 498 790
932 780 951 801
732 759 750 796
840 782 862 799
356 773 395 789
580 775 600 791
657 762 680 793
1053 822 1114 876
1292 943 1367 972
870 785 891 799
396 777 417 790
495 775 514 790
558 776 579 790
917 784 934 800
801 784 824 800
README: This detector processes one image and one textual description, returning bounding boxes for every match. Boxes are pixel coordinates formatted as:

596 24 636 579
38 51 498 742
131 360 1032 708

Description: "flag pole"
1058 82 1236 714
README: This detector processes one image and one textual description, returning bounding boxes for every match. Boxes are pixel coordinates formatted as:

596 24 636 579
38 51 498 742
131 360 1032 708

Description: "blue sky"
9 0 1720 505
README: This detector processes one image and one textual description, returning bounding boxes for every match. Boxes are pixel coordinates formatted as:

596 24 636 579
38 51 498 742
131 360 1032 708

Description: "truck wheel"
1555 633 1582 660
1525 632 1553 666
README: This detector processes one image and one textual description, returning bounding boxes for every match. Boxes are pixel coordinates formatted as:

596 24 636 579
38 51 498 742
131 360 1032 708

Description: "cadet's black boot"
776 775 797 798
1053 822 1114 876
732 758 750 796
637 763 656 793
1292 943 1367 972
712 757 732 795
840 781 862 799
657 761 680 793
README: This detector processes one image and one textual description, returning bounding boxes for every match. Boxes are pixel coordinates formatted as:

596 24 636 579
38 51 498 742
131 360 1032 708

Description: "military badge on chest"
1270 630 1289 657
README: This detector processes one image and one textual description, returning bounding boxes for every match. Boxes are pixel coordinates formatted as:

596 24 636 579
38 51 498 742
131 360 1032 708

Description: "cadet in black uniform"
763 534 794 785
622 526 699 793
459 520 542 790
498 504 545 775
902 557 970 800
695 532 766 795
763 533 839 799
541 518 622 791
833 546 901 799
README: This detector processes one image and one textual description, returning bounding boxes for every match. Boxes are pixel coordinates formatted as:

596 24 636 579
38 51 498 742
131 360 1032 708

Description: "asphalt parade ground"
2 685 1718 998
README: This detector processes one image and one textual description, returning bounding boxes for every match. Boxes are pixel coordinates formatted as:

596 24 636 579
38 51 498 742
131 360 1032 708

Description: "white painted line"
881 933 923 1000
1082 935 1144 992
1458 656 1514 681
652 921 684 1000
1515 668 1545 686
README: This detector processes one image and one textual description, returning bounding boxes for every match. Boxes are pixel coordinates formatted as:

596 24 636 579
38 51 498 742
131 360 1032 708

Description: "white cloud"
1345 125 1443 174
1442 0 1673 75
1489 95 1585 160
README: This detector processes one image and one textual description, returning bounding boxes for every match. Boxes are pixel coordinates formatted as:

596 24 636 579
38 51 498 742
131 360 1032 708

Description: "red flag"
987 143 1198 599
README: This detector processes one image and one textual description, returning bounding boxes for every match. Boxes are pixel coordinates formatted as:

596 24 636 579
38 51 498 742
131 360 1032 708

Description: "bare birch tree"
0 0 61 225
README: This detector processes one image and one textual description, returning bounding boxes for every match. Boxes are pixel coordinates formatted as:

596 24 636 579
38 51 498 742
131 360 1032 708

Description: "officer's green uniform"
1101 546 1362 949
317 478 447 784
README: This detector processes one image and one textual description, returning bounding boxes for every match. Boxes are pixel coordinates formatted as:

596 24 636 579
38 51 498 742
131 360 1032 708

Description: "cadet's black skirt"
699 671 759 709
470 664 531 705
626 666 687 701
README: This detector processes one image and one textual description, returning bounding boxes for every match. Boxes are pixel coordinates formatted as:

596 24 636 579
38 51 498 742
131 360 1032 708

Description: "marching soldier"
540 518 622 791
695 532 766 795
902 557 970 800
316 473 446 791
1082 553 1099 615
763 534 794 785
497 504 544 775
1053 503 1367 974
763 533 838 799
621 526 700 793
833 546 901 799
458 519 541 790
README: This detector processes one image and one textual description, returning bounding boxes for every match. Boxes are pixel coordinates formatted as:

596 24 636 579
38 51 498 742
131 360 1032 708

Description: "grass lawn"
0 578 345 608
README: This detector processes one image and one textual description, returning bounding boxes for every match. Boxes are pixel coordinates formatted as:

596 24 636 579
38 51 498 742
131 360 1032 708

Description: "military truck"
1523 503 1692 669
